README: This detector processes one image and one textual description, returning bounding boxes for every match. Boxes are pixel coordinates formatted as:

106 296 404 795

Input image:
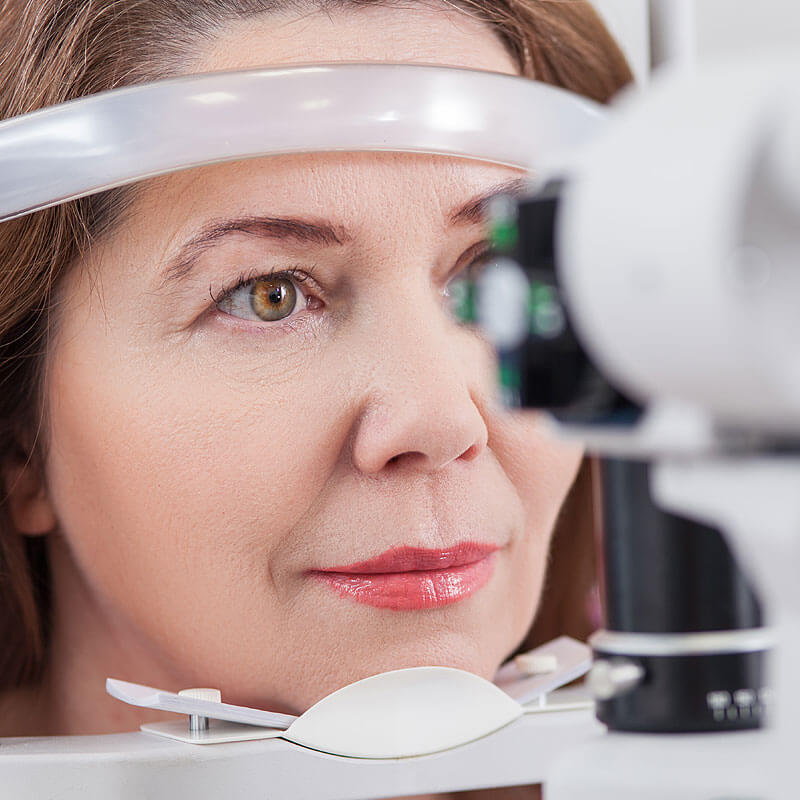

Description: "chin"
338 630 507 687
264 645 506 715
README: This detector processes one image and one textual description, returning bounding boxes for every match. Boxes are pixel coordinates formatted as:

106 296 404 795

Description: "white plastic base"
0 701 602 799
137 686 593 750
546 725 772 800
140 719 283 745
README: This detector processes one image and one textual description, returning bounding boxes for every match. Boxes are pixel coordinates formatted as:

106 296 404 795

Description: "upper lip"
315 543 501 574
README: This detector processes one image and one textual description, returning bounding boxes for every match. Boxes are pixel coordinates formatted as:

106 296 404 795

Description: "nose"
350 301 492 476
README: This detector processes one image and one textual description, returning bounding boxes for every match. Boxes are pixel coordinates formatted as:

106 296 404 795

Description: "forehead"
141 152 524 232
192 4 518 76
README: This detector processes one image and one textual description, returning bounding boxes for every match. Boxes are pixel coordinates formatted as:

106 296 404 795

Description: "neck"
2 533 184 736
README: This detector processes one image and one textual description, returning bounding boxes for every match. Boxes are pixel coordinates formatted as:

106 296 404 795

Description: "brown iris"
250 277 298 321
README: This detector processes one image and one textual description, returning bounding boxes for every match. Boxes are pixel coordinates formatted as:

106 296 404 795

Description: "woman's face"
40 4 583 714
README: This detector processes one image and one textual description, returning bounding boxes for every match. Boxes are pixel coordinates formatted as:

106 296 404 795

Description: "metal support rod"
189 714 209 733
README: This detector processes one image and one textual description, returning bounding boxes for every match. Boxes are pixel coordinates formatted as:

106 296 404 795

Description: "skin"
3 3 583 741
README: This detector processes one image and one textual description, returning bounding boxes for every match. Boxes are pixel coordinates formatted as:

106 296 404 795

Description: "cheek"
490 410 583 527
41 320 351 638
488 410 584 633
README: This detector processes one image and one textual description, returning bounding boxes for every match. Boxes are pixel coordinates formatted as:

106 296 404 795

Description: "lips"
308 543 500 610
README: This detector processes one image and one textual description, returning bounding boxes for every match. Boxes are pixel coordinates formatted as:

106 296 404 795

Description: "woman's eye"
216 274 307 323
444 274 475 323
443 247 495 323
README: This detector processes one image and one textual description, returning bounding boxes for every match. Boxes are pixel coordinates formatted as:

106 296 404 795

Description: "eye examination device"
0 1 797 797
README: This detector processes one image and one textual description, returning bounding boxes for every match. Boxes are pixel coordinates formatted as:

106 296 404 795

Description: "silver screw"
178 687 222 734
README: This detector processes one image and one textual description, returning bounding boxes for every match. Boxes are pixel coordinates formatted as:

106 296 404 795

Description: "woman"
0 0 631 760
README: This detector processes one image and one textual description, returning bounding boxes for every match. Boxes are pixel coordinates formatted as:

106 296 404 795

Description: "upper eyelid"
209 239 492 309
210 265 317 305
448 239 494 276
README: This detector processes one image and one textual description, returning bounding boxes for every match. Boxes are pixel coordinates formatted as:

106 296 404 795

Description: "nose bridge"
371 280 467 402
350 286 490 475
383 291 448 379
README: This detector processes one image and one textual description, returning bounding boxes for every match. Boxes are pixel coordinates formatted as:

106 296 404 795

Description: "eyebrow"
158 176 528 289
448 177 528 225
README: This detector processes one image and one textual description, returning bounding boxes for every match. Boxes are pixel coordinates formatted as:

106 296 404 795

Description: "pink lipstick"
309 543 499 610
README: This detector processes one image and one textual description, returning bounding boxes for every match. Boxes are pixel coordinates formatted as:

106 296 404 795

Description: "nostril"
461 443 481 462
388 452 425 468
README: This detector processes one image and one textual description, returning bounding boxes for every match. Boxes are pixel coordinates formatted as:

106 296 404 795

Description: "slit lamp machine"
0 1 797 797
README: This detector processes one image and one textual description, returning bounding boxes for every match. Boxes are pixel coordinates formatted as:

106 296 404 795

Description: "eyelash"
207 243 496 325
208 265 315 307
450 244 496 284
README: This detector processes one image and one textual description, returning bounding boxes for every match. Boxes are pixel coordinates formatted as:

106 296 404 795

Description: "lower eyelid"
209 300 322 336
219 276 312 322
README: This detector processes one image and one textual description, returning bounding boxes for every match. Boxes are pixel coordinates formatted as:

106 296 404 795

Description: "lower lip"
310 552 498 611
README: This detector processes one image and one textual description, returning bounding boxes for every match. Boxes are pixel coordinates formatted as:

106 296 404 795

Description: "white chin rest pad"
282 666 523 759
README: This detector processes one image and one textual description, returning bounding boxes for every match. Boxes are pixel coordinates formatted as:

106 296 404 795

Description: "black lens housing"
508 182 642 425
596 459 767 733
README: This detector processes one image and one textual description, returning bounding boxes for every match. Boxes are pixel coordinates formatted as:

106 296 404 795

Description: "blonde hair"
0 0 632 690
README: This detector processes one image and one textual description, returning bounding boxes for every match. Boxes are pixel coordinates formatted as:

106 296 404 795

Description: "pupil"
268 286 284 306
